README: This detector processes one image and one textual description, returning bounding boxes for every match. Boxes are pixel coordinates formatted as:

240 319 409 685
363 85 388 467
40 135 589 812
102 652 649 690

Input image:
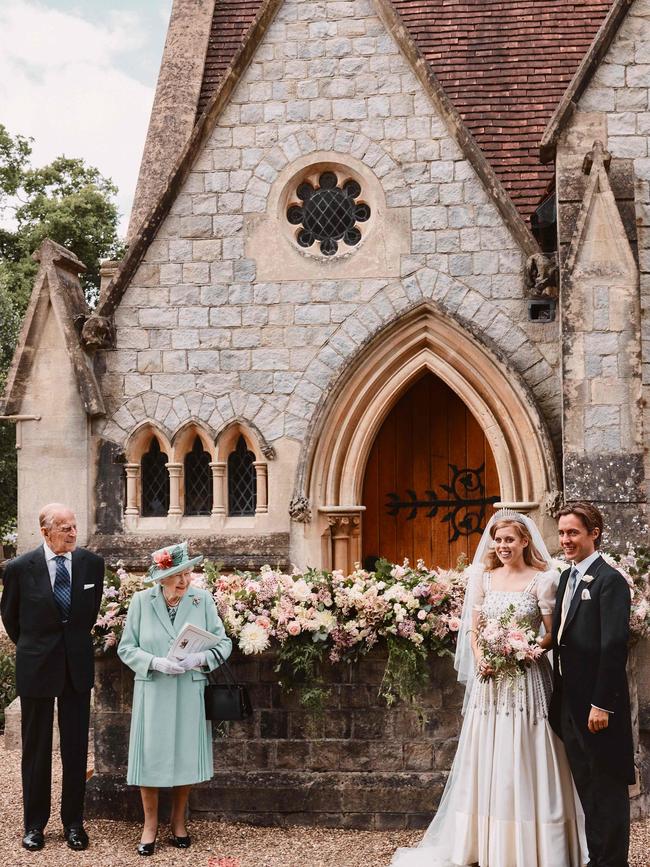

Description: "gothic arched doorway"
361 371 500 569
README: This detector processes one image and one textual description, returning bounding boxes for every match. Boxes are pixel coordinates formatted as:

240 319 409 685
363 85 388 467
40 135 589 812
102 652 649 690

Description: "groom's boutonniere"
581 588 591 601
582 574 596 584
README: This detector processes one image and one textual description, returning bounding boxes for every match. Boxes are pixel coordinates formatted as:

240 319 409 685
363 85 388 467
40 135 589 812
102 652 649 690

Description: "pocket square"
581 588 591 600
83 583 95 590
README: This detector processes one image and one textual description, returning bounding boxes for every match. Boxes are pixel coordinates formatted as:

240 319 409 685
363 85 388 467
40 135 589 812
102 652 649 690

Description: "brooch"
192 597 201 606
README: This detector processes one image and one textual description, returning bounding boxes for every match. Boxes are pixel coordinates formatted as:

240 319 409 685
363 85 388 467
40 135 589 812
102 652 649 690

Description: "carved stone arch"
214 418 275 462
298 305 559 571
286 271 555 451
170 419 216 463
125 420 172 463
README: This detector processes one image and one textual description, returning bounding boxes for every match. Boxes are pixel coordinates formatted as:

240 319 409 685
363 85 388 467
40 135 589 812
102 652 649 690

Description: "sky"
0 0 174 236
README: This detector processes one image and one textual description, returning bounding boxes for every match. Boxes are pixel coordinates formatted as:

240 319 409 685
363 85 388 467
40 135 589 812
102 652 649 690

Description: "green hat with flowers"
145 541 203 583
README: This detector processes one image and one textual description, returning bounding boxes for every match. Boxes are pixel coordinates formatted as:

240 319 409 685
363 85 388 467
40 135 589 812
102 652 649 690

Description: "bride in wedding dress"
391 511 586 867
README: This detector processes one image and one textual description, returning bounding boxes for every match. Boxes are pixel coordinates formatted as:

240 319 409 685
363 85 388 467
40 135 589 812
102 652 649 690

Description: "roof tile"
197 0 614 222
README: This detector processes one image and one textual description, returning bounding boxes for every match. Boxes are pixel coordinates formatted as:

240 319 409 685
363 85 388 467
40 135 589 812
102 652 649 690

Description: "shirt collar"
573 550 600 575
43 541 72 562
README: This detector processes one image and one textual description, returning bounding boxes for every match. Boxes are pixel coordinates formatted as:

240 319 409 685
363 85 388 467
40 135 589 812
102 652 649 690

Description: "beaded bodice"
481 581 542 631
472 572 551 721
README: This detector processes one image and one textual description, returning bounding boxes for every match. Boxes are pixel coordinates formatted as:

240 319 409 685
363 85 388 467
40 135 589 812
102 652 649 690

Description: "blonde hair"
483 518 548 571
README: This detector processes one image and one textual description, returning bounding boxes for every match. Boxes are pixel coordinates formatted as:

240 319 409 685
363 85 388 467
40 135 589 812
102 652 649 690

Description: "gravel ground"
0 737 648 867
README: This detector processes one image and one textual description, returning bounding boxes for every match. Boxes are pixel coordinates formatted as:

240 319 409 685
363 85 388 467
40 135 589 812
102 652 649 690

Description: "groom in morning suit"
0 504 104 852
549 501 635 867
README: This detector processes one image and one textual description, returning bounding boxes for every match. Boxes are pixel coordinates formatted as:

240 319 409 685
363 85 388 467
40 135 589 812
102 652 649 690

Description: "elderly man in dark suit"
549 501 635 867
1 503 104 852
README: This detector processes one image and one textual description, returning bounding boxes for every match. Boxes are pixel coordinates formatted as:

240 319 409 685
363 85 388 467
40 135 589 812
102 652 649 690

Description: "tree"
0 124 124 534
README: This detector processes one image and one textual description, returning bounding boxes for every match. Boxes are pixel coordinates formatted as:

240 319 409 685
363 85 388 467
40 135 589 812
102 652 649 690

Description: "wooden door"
362 372 500 570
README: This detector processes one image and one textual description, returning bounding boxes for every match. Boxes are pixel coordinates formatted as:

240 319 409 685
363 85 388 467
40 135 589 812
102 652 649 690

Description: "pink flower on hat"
153 549 173 569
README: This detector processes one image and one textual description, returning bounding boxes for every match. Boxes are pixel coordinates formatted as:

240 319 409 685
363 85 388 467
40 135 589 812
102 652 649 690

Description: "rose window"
286 171 371 257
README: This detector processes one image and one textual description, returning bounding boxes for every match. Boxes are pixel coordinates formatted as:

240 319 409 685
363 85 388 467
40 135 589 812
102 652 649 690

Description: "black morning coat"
548 554 636 784
0 545 104 697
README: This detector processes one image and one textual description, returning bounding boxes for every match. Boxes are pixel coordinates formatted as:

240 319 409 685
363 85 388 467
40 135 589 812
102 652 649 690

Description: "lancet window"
141 438 170 517
227 435 257 516
184 436 213 516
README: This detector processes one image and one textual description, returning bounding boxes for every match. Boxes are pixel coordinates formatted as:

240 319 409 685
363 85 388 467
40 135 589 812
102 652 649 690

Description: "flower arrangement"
604 545 650 641
93 545 650 707
93 563 144 653
475 604 544 682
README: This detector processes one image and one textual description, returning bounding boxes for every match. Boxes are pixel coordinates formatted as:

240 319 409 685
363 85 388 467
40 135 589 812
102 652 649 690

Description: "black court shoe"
169 832 191 849
137 832 157 856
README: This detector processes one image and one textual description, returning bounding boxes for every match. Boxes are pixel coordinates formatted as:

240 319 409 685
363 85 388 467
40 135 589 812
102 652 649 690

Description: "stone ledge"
87 532 291 571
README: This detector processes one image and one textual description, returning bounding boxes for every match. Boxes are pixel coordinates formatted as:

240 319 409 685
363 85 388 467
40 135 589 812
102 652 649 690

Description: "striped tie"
53 555 71 621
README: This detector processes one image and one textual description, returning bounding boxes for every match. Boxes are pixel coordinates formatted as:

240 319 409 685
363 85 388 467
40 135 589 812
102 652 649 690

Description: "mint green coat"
117 584 232 787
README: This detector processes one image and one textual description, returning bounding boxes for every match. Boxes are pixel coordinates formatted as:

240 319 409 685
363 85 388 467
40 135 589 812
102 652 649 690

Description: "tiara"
492 508 527 524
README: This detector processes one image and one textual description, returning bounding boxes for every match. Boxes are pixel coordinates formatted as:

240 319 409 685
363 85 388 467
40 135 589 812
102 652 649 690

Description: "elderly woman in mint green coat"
118 542 231 856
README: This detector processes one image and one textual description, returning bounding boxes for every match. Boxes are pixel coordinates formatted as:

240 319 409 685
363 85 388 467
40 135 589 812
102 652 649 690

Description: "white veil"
453 509 553 702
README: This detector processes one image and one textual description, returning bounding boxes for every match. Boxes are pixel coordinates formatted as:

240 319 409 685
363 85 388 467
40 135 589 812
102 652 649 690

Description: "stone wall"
92 0 563 567
574 0 650 512
87 649 463 829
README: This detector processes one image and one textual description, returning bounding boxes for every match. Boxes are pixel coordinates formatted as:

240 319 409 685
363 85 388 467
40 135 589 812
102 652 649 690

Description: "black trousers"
20 667 90 832
561 700 629 867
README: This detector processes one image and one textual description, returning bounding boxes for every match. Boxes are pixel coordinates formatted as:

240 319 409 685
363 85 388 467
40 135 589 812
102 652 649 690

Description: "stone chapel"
2 0 648 577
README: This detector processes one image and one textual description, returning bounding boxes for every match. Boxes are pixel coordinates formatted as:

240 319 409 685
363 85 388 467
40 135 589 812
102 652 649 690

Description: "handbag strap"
208 646 238 686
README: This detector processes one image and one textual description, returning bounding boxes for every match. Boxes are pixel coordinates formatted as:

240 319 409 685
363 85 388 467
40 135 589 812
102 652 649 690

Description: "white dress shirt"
43 541 73 589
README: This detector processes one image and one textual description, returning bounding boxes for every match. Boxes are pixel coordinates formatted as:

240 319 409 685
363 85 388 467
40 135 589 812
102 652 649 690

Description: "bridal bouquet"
476 604 544 683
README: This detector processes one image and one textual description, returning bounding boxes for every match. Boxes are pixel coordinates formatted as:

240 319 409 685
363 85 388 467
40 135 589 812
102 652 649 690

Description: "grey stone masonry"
578 2 650 505
95 0 561 453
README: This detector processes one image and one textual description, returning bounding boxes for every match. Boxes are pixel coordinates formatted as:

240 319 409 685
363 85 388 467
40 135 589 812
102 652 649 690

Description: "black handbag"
204 647 253 721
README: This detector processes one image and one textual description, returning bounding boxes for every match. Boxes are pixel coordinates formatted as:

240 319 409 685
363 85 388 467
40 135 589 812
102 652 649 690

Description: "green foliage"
0 636 16 732
379 635 430 712
275 636 330 714
0 124 125 530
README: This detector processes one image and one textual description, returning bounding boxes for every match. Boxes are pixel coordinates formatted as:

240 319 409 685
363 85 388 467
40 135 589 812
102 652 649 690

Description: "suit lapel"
554 567 570 635
32 547 60 618
70 549 84 615
150 585 177 640
562 554 605 636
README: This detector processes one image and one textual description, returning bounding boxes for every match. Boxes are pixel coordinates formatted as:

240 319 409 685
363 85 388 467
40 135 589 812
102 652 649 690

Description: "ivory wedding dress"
391 571 585 867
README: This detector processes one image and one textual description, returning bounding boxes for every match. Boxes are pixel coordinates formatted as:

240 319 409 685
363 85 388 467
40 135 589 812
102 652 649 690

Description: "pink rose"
154 549 173 569
286 621 301 636
447 616 461 632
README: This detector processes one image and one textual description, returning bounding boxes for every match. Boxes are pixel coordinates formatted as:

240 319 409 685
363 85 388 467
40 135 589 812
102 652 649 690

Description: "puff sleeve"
535 569 559 616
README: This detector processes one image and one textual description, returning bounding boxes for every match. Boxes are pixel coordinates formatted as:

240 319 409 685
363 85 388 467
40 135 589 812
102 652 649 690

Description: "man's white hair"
39 503 74 529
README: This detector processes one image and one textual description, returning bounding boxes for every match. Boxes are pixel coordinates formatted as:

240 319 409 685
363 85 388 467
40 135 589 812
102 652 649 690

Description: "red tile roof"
197 0 614 222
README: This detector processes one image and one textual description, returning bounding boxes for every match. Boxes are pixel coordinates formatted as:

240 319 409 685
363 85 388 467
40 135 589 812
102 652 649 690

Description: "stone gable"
95 0 560 461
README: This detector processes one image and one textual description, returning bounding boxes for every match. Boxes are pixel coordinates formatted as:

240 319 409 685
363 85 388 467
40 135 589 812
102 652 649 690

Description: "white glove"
151 657 185 675
177 652 207 671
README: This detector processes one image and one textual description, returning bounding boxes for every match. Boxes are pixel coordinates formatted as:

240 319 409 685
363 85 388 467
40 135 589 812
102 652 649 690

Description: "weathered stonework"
86 650 464 829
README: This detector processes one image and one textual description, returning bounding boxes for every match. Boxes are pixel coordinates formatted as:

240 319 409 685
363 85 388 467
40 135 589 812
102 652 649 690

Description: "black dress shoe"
22 829 44 851
64 826 89 851
169 833 191 849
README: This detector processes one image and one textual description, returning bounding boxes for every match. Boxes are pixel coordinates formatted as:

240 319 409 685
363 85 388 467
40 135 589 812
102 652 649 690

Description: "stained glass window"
228 435 256 516
287 171 370 256
141 438 169 517
184 436 212 516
